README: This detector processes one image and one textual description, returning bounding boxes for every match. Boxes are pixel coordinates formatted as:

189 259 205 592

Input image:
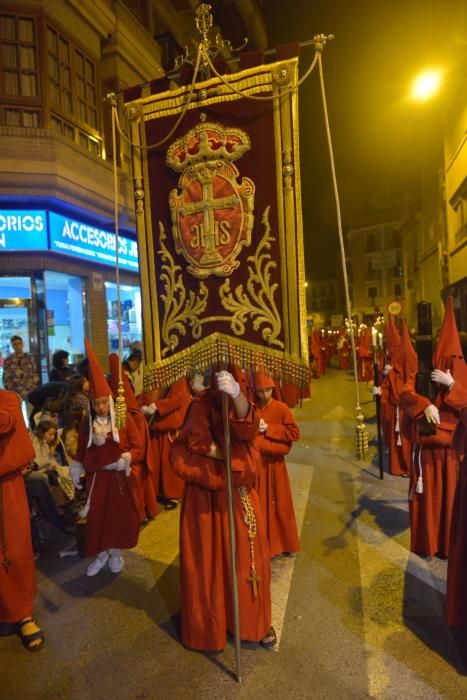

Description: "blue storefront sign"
0 209 139 272
0 211 48 250
48 212 139 272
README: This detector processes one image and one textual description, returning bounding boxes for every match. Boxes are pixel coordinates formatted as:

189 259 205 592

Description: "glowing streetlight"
410 69 443 101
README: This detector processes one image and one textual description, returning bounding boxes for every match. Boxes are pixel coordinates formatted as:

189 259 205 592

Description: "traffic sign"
387 300 403 315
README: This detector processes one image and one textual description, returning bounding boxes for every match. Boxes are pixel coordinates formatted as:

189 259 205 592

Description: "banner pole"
221 390 243 684
373 349 384 480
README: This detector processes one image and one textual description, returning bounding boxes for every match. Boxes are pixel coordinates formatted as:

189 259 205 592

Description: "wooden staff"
221 388 243 683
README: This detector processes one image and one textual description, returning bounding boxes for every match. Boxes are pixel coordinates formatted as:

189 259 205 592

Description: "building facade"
0 0 267 378
347 219 404 325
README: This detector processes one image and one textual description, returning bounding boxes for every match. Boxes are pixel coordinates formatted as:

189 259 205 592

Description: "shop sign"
49 212 139 272
0 210 48 250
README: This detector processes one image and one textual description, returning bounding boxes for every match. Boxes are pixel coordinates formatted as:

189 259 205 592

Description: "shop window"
105 282 142 354
44 271 86 372
0 275 32 387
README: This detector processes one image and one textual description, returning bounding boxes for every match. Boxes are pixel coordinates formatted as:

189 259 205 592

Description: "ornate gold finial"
195 3 213 44
114 380 126 428
313 34 335 53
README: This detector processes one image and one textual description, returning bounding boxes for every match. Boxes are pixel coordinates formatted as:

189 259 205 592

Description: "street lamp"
410 69 443 102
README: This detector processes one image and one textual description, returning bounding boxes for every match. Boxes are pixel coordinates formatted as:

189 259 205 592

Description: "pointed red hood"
108 353 138 410
254 373 275 391
432 297 467 384
385 314 401 362
400 318 418 382
84 338 112 400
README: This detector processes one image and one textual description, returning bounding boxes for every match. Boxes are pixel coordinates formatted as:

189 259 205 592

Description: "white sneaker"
108 554 124 573
86 551 109 577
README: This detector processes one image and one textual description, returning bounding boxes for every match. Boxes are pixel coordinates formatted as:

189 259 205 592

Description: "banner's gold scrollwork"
167 121 255 279
157 223 208 355
219 207 284 349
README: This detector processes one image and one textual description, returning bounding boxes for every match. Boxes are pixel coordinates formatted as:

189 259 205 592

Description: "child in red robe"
70 339 143 577
253 374 300 558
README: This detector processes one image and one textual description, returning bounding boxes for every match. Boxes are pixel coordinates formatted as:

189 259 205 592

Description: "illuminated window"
47 24 101 155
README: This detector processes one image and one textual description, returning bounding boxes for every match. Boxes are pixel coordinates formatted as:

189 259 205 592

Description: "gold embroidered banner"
125 58 308 389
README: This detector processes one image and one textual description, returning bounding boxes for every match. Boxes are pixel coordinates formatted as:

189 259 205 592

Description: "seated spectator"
29 421 74 507
64 373 90 415
33 397 64 428
28 381 68 429
123 349 143 397
49 350 74 382
61 407 85 464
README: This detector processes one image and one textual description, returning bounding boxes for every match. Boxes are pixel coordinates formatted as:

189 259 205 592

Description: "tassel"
115 379 126 428
415 476 423 494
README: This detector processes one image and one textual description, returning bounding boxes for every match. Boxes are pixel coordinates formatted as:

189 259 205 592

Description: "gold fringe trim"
143 333 309 391
114 381 127 429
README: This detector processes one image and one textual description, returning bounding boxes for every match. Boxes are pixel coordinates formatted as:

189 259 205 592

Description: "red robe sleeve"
262 401 299 443
0 391 35 475
151 379 192 432
445 381 467 412
399 385 431 420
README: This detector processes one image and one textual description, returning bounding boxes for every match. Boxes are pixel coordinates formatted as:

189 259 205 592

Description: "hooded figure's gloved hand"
382 364 392 376
117 452 132 476
424 404 440 425
431 368 454 389
141 403 157 416
216 371 240 399
371 386 382 396
70 460 85 488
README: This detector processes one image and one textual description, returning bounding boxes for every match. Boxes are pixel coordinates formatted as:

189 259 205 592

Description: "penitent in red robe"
76 414 143 557
171 392 271 651
149 378 192 500
446 384 467 626
254 398 300 557
129 409 158 522
399 381 465 557
0 390 36 624
379 366 411 477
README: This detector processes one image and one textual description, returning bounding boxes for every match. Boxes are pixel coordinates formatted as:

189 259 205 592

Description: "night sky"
261 0 467 278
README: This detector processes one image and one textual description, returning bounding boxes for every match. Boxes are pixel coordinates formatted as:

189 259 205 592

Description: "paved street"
3 369 467 699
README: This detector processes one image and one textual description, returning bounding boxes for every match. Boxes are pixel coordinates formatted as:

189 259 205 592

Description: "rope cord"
111 103 122 371
114 43 203 152
200 44 320 101
113 44 319 152
317 52 362 414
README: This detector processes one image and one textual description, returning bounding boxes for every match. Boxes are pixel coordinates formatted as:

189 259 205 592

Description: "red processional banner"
124 53 308 389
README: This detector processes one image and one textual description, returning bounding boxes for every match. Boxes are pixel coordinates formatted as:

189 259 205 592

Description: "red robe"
446 386 467 626
76 414 143 557
400 381 465 557
380 367 411 476
171 393 271 651
338 338 350 370
129 409 158 522
254 398 300 557
0 390 36 623
149 378 192 499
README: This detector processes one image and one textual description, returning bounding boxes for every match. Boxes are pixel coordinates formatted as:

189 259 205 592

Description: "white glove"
102 461 119 471
424 404 440 425
259 418 268 433
383 364 392 376
371 386 382 396
216 371 240 399
69 460 84 489
141 403 157 416
431 368 454 389
117 451 132 476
